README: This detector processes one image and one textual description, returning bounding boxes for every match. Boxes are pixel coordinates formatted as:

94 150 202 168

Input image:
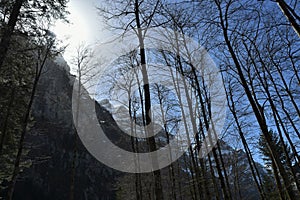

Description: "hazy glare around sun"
51 0 104 70
53 4 89 43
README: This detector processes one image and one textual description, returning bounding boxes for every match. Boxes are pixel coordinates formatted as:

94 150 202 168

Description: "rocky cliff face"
13 58 122 200
212 141 266 199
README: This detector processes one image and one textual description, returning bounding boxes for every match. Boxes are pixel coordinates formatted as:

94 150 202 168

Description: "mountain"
5 57 266 199
11 58 122 200
212 141 266 199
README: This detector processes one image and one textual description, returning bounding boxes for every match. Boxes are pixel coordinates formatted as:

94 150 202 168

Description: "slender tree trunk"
212 148 231 200
216 142 233 199
272 158 287 200
6 71 37 200
134 1 163 199
245 39 300 194
207 152 221 200
162 50 201 200
214 1 298 197
226 83 266 200
134 71 144 199
275 0 300 37
69 69 81 200
157 90 177 200
0 0 25 69
129 99 141 200
6 43 52 200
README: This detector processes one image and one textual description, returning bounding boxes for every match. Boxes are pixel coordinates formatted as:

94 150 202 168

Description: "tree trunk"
226 85 266 200
275 0 300 37
214 1 298 198
134 1 164 199
6 43 52 200
0 0 25 69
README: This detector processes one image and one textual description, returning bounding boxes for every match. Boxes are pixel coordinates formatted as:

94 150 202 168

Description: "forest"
0 0 300 200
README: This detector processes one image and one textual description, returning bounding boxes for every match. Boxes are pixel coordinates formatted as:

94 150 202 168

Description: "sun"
52 0 92 68
53 12 90 44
